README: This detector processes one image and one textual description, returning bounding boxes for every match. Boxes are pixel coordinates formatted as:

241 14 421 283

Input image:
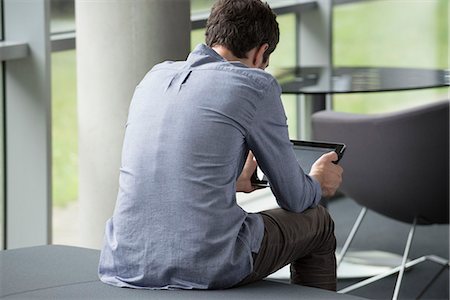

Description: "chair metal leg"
338 217 450 298
337 207 367 268
392 218 417 300
338 256 426 294
338 254 449 294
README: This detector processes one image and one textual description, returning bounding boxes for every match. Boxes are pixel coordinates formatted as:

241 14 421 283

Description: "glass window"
333 0 448 113
0 1 4 250
50 0 75 33
0 70 3 250
50 0 77 247
191 0 215 13
51 50 79 246
268 14 297 139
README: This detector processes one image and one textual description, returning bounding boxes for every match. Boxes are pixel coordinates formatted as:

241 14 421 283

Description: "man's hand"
309 151 343 198
236 152 259 193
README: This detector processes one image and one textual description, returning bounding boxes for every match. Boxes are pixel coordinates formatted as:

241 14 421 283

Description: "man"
99 0 343 291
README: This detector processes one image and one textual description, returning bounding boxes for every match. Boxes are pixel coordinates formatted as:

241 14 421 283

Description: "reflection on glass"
50 0 75 33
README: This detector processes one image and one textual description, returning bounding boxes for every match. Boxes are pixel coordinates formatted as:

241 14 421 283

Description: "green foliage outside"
191 0 215 12
52 0 449 207
52 50 78 207
332 0 448 113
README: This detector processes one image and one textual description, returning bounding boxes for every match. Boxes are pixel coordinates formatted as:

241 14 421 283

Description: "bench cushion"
1 245 365 299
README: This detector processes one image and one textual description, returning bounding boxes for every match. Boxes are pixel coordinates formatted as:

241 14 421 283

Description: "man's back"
98 44 281 289
98 0 341 291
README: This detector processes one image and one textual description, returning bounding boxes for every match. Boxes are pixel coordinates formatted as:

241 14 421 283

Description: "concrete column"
76 0 191 249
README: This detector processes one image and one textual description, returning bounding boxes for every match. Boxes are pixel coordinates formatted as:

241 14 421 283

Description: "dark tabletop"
274 66 450 94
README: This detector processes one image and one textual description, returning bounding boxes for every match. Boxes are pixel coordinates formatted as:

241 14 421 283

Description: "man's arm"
246 79 341 212
236 151 260 193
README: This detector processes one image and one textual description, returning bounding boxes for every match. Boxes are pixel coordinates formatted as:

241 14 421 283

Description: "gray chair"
311 100 449 300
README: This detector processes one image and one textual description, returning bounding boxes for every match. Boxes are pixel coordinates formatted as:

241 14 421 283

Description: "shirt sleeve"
246 78 322 213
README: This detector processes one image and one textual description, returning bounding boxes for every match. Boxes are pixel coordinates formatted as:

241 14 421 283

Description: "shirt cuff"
309 175 323 207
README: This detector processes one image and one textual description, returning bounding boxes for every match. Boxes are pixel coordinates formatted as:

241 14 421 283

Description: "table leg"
296 93 327 140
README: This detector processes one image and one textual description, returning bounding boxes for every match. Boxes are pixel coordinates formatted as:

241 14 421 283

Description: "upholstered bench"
1 245 365 299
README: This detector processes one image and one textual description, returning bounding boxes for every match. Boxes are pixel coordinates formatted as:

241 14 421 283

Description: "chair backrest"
312 100 449 225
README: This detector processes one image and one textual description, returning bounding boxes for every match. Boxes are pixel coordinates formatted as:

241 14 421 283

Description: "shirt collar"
186 44 226 66
186 44 251 71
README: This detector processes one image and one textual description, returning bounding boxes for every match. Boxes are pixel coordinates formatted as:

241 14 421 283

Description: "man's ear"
253 43 269 68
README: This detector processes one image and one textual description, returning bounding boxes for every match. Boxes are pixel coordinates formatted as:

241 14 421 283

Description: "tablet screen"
251 140 345 188
291 140 346 174
293 145 334 174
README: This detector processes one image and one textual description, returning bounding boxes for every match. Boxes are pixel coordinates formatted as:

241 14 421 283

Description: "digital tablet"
251 140 346 188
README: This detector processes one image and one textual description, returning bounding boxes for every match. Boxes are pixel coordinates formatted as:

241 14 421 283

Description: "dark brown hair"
205 0 280 62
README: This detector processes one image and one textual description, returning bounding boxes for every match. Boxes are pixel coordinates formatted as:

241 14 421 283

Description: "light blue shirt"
98 44 322 289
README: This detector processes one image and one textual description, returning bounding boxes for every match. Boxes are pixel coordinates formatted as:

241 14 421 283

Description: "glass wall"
51 50 78 246
50 0 78 246
0 1 4 250
191 0 215 13
50 0 75 33
333 0 448 113
268 14 297 139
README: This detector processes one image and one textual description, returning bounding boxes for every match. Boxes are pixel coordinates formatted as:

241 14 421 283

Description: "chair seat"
1 245 366 299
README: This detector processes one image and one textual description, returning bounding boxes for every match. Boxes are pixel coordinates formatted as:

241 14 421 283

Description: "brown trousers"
236 205 337 291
